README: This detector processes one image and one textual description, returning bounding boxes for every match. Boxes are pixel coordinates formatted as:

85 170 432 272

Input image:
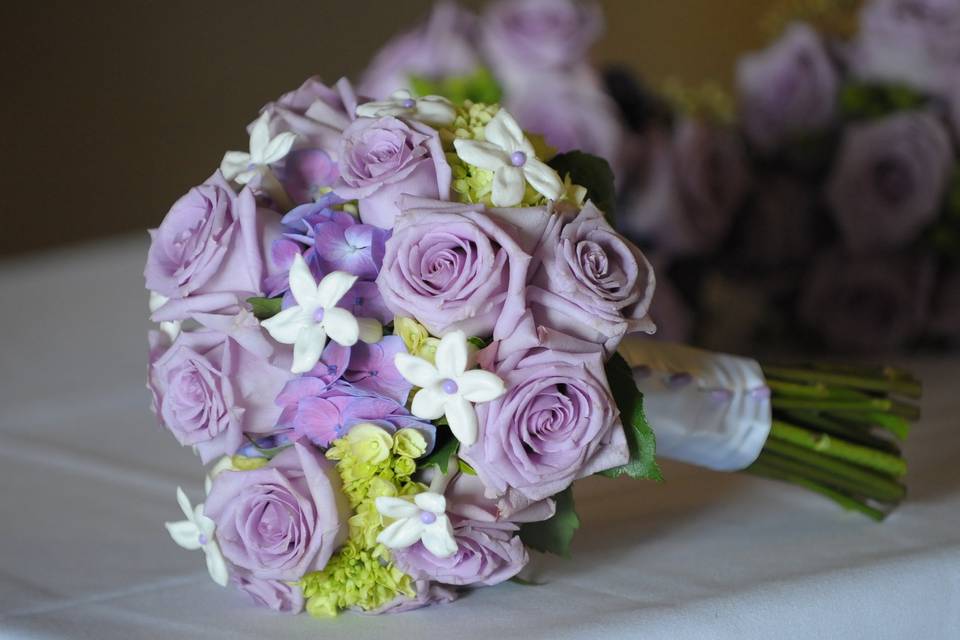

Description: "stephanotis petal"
262 131 298 165
420 516 458 558
220 151 251 182
523 157 564 201
417 98 456 126
378 517 426 549
492 165 526 207
435 330 469 378
375 496 421 520
292 324 328 374
411 387 448 421
445 395 479 446
249 112 271 160
323 307 360 347
262 306 308 344
357 317 384 344
453 139 509 172
165 521 202 550
316 271 359 309
457 369 506 403
484 109 526 151
288 253 318 308
413 492 446 515
395 353 442 388
175 487 194 521
205 544 230 587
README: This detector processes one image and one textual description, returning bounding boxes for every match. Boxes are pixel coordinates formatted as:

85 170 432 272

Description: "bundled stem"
746 362 921 520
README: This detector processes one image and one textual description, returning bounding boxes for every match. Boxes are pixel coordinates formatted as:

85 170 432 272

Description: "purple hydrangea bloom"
341 336 412 403
276 381 435 450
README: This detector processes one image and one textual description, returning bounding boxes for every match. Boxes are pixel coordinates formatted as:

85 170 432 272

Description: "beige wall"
0 0 776 257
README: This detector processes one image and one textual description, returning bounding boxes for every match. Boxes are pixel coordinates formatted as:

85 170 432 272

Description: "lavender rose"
145 172 284 321
205 443 349 582
334 117 451 229
848 0 960 96
258 76 356 157
481 0 603 82
393 521 527 587
736 22 839 150
528 202 656 355
232 572 305 614
460 343 628 509
363 580 458 615
621 121 749 256
147 326 292 463
827 110 952 252
376 198 548 339
800 250 934 352
358 3 480 100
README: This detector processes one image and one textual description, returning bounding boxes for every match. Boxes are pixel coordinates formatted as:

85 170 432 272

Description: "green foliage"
519 486 580 558
839 82 928 121
547 151 617 220
418 437 459 474
247 296 282 320
598 353 662 481
409 67 503 105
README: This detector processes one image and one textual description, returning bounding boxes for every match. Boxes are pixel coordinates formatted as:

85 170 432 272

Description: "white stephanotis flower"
262 253 383 374
219 111 297 185
453 108 563 207
165 487 229 587
394 330 505 446
148 292 181 342
375 492 457 558
355 89 456 126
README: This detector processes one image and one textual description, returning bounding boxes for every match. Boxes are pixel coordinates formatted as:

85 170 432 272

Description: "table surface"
2 237 959 640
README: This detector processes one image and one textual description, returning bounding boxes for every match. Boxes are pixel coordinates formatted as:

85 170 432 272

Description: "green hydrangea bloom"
300 426 428 616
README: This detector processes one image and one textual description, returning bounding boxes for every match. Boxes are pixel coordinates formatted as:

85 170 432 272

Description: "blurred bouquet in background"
613 0 960 354
358 0 627 182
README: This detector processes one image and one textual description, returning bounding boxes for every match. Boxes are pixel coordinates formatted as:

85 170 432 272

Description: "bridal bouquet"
615 0 960 353
143 0 923 621
145 73 661 616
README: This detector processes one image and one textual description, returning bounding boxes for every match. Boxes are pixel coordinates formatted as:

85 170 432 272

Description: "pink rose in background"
528 202 656 356
507 71 625 173
147 327 292 463
481 0 603 83
736 22 839 151
205 443 349 582
232 572 305 614
800 250 934 352
826 110 952 252
358 2 480 100
334 116 451 229
460 343 627 511
377 198 549 340
145 172 284 321
848 0 960 97
620 120 750 257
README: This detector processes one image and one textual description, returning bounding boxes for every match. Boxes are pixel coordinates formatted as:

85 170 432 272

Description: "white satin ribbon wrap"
618 339 772 472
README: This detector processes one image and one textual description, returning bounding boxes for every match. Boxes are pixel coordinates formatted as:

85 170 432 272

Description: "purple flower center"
510 151 528 167
419 511 437 525
198 533 208 546
401 98 416 109
441 378 459 394
313 307 325 323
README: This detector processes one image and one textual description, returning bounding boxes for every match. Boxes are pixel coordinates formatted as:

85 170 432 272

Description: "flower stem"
769 420 907 477
762 365 922 399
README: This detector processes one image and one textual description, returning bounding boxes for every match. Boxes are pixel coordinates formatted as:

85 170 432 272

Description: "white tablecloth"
1 237 958 639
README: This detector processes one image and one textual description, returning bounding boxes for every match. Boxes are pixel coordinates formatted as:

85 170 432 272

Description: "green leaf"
839 82 928 121
518 486 580 558
467 336 490 350
409 67 503 105
418 437 459 474
247 296 283 320
599 353 662 481
547 151 617 219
